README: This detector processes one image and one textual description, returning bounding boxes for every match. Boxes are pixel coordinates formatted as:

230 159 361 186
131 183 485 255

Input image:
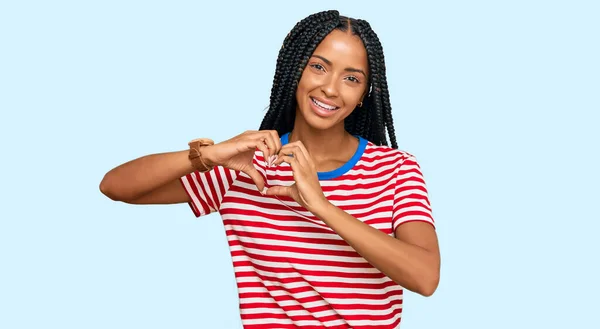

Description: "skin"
266 29 441 296
99 28 440 297
289 29 368 172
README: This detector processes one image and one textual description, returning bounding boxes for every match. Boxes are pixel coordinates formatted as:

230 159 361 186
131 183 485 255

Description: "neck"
288 115 357 168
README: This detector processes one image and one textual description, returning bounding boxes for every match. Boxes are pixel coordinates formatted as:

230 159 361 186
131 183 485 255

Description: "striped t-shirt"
180 133 435 328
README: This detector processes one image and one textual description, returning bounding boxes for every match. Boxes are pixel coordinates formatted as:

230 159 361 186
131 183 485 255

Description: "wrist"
201 145 218 167
188 138 216 172
310 198 334 218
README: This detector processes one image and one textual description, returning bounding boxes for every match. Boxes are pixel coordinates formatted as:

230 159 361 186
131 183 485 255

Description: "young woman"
100 10 440 329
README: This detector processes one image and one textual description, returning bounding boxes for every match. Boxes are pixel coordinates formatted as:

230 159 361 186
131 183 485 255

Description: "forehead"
312 29 368 69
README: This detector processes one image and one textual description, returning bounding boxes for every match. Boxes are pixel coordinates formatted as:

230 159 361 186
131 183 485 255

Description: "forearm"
100 150 193 201
312 202 439 296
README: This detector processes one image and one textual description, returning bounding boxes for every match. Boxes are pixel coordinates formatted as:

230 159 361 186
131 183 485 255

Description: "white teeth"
312 98 337 111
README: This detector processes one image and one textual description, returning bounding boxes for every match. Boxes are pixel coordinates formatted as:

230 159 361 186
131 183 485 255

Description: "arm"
99 150 195 203
311 204 440 297
99 130 282 205
267 141 440 296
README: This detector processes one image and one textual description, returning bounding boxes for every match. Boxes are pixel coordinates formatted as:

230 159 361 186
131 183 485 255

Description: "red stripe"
176 144 432 327
236 270 398 290
233 260 386 279
229 239 360 258
238 283 403 301
393 200 433 213
204 170 219 210
395 219 436 229
178 177 201 217
231 249 374 269
186 173 211 215
214 167 227 208
226 226 347 246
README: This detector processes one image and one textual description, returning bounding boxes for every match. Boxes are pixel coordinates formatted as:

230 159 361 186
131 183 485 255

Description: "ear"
360 87 369 103
361 83 372 101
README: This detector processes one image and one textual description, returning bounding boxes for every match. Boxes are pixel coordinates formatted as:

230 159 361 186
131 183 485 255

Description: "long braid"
357 19 398 149
260 11 338 136
260 10 398 149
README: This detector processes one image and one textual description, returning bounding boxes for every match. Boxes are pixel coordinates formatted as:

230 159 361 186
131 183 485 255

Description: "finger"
238 138 266 155
241 132 268 156
261 130 281 165
260 131 277 162
272 154 296 167
264 185 293 198
268 130 282 155
293 141 313 167
251 137 271 163
243 166 266 194
291 144 310 168
278 144 308 168
277 144 296 158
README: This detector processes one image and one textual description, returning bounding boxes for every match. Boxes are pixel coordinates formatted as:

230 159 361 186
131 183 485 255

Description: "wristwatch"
188 138 215 172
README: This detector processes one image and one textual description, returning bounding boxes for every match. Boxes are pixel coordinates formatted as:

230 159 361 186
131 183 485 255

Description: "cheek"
342 87 365 105
296 73 309 95
295 74 318 101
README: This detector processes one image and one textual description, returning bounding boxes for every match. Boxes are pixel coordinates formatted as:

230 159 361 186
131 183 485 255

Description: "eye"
309 63 325 71
346 75 360 83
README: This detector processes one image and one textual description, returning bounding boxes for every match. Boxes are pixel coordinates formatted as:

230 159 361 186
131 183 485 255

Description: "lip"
310 96 340 108
309 97 339 118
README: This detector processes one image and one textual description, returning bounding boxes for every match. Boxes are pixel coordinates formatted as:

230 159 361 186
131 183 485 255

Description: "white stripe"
239 287 322 300
238 278 401 296
239 294 403 307
224 185 394 213
221 169 237 196
198 172 215 209
233 259 381 274
230 245 368 264
396 187 429 200
230 234 354 252
395 204 433 217
394 215 434 224
180 176 205 215
190 173 215 212
210 145 419 326
209 169 223 206
343 313 402 327
223 208 391 230
235 268 391 286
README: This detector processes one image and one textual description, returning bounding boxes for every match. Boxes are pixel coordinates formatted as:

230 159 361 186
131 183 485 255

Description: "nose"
320 76 339 98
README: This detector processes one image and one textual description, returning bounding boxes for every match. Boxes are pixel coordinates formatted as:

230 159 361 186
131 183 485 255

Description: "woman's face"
295 29 369 131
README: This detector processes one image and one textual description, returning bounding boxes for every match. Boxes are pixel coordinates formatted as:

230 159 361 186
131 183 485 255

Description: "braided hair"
259 10 398 149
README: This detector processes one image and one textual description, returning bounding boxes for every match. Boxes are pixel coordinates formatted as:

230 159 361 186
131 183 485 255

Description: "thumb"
264 185 293 198
243 167 266 194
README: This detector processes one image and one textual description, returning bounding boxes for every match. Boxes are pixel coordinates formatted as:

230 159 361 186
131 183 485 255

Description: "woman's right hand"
203 130 282 193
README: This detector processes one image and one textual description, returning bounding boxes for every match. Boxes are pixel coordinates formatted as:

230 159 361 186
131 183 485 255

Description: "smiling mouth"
311 97 339 111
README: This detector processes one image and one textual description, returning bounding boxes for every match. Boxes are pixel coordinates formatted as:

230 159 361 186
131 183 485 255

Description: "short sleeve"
179 166 238 218
392 155 435 231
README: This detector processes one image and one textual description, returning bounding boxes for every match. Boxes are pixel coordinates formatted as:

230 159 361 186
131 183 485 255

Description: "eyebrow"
312 55 367 77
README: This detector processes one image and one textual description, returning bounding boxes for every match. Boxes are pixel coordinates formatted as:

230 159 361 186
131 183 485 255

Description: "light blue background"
1 0 599 328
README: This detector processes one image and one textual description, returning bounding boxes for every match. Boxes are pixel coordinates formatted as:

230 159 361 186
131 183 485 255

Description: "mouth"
310 97 340 112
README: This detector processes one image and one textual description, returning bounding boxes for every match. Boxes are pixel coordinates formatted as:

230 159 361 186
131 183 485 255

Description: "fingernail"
261 187 268 195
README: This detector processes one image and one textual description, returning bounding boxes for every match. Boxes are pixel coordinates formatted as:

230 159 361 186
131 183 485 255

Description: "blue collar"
280 132 368 180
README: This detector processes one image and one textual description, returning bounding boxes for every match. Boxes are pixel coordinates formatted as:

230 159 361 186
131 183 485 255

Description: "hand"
265 141 330 212
203 130 281 192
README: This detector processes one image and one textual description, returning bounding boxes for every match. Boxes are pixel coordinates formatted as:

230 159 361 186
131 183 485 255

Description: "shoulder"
362 141 418 167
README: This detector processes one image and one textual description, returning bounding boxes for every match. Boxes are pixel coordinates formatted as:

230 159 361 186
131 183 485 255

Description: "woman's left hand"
264 141 329 212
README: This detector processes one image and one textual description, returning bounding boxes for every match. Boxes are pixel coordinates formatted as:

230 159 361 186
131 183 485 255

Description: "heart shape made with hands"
255 153 317 222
